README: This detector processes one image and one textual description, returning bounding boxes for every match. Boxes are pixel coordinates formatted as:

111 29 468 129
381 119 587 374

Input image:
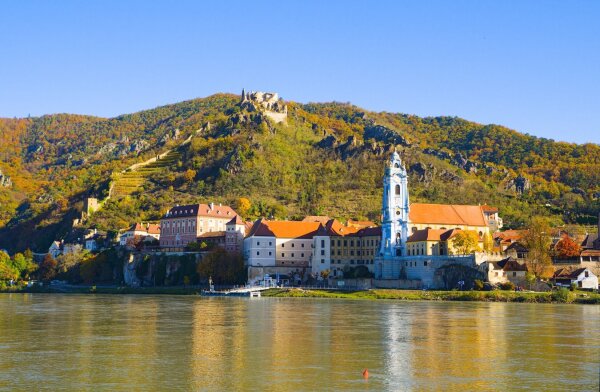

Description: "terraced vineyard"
112 149 182 198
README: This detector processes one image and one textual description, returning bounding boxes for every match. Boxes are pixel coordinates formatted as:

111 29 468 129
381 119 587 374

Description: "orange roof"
407 228 461 242
302 216 331 225
128 222 160 234
481 204 498 213
494 230 526 241
248 219 322 239
409 203 487 227
146 224 160 235
347 219 376 228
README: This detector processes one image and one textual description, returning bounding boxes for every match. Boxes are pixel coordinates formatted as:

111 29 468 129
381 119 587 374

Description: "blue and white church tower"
377 150 409 278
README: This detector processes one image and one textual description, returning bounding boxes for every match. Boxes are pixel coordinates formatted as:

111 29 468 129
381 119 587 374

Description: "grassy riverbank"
261 288 600 304
3 285 599 304
1 285 201 295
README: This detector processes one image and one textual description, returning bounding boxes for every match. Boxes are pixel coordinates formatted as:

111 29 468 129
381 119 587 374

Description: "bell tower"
380 150 410 257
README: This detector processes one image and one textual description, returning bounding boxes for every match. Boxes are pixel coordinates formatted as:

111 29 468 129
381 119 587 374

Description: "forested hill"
0 93 598 252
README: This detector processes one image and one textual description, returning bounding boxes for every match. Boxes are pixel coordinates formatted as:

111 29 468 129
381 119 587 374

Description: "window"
257 241 260 246
269 242 272 246
344 240 347 246
301 243 305 248
395 184 400 195
423 261 427 266
281 253 284 257
292 243 295 248
321 259 324 264
350 240 354 247
513 272 516 277
321 250 325 256
291 253 295 258
321 239 325 247
281 243 285 248
301 253 304 257
256 251 260 256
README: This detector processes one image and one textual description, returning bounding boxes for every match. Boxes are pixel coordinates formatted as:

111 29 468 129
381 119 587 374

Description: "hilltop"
0 92 598 253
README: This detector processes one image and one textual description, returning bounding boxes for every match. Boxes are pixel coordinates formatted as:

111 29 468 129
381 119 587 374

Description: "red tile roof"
497 257 528 271
165 203 237 219
481 204 499 213
247 219 322 239
409 203 487 227
302 216 332 225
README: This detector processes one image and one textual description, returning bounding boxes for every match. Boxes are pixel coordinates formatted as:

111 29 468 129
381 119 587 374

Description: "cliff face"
0 93 598 252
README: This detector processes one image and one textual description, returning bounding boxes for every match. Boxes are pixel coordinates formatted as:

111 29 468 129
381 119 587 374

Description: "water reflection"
0 295 598 391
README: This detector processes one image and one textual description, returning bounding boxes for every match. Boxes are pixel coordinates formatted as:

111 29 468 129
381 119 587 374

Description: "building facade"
159 203 238 248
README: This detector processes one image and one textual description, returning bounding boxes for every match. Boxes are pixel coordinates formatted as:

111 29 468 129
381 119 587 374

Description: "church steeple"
380 150 410 257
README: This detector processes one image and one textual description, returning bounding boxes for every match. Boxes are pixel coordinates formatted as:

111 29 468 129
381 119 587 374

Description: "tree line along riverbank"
2 285 599 304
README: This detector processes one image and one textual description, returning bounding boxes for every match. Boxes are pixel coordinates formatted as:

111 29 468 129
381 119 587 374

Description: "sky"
1 1 598 144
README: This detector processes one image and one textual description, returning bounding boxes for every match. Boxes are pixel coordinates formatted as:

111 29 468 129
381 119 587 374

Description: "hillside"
0 92 598 253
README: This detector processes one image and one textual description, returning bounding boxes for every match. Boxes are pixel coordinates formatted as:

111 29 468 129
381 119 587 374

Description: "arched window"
395 185 400 195
394 163 400 168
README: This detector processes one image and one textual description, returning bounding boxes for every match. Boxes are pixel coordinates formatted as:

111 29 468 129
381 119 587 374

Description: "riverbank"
261 288 600 304
2 285 599 304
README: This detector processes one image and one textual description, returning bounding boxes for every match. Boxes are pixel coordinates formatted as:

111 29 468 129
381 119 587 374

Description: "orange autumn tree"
554 236 581 259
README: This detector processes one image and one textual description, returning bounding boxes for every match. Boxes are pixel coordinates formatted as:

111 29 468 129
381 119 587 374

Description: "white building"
244 219 321 284
553 268 598 289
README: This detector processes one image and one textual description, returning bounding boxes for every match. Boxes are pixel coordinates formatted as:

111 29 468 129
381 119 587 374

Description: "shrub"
551 287 573 303
570 282 577 292
473 279 484 291
499 281 515 291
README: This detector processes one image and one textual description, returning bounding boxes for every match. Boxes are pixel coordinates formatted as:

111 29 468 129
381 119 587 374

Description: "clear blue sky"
1 1 598 143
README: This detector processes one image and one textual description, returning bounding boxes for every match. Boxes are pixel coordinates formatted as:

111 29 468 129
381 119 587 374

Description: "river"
0 294 598 391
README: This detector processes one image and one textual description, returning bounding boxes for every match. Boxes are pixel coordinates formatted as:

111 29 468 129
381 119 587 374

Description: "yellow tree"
236 197 251 217
451 230 480 255
522 217 553 278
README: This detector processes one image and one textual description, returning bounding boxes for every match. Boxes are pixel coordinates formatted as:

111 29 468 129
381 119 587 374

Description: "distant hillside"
0 92 598 253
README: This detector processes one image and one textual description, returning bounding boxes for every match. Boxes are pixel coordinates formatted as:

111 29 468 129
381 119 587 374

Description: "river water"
0 294 598 391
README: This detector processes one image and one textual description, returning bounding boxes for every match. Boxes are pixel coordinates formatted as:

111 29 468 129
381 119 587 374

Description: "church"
375 151 499 288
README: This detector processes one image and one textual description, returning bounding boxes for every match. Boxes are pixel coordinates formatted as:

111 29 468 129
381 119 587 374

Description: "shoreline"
2 286 599 304
260 288 600 304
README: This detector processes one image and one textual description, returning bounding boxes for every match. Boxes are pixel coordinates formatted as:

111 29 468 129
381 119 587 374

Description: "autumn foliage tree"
522 217 553 278
554 236 581 259
451 230 480 255
38 254 58 282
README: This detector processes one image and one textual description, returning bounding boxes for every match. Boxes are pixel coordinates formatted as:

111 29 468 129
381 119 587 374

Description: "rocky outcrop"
422 148 479 174
408 162 464 185
505 175 531 194
97 139 150 157
316 134 394 160
364 124 411 147
452 153 478 174
423 148 452 161
0 169 12 188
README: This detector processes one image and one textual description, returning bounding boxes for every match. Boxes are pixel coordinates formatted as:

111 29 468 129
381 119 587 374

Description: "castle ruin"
240 89 288 123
